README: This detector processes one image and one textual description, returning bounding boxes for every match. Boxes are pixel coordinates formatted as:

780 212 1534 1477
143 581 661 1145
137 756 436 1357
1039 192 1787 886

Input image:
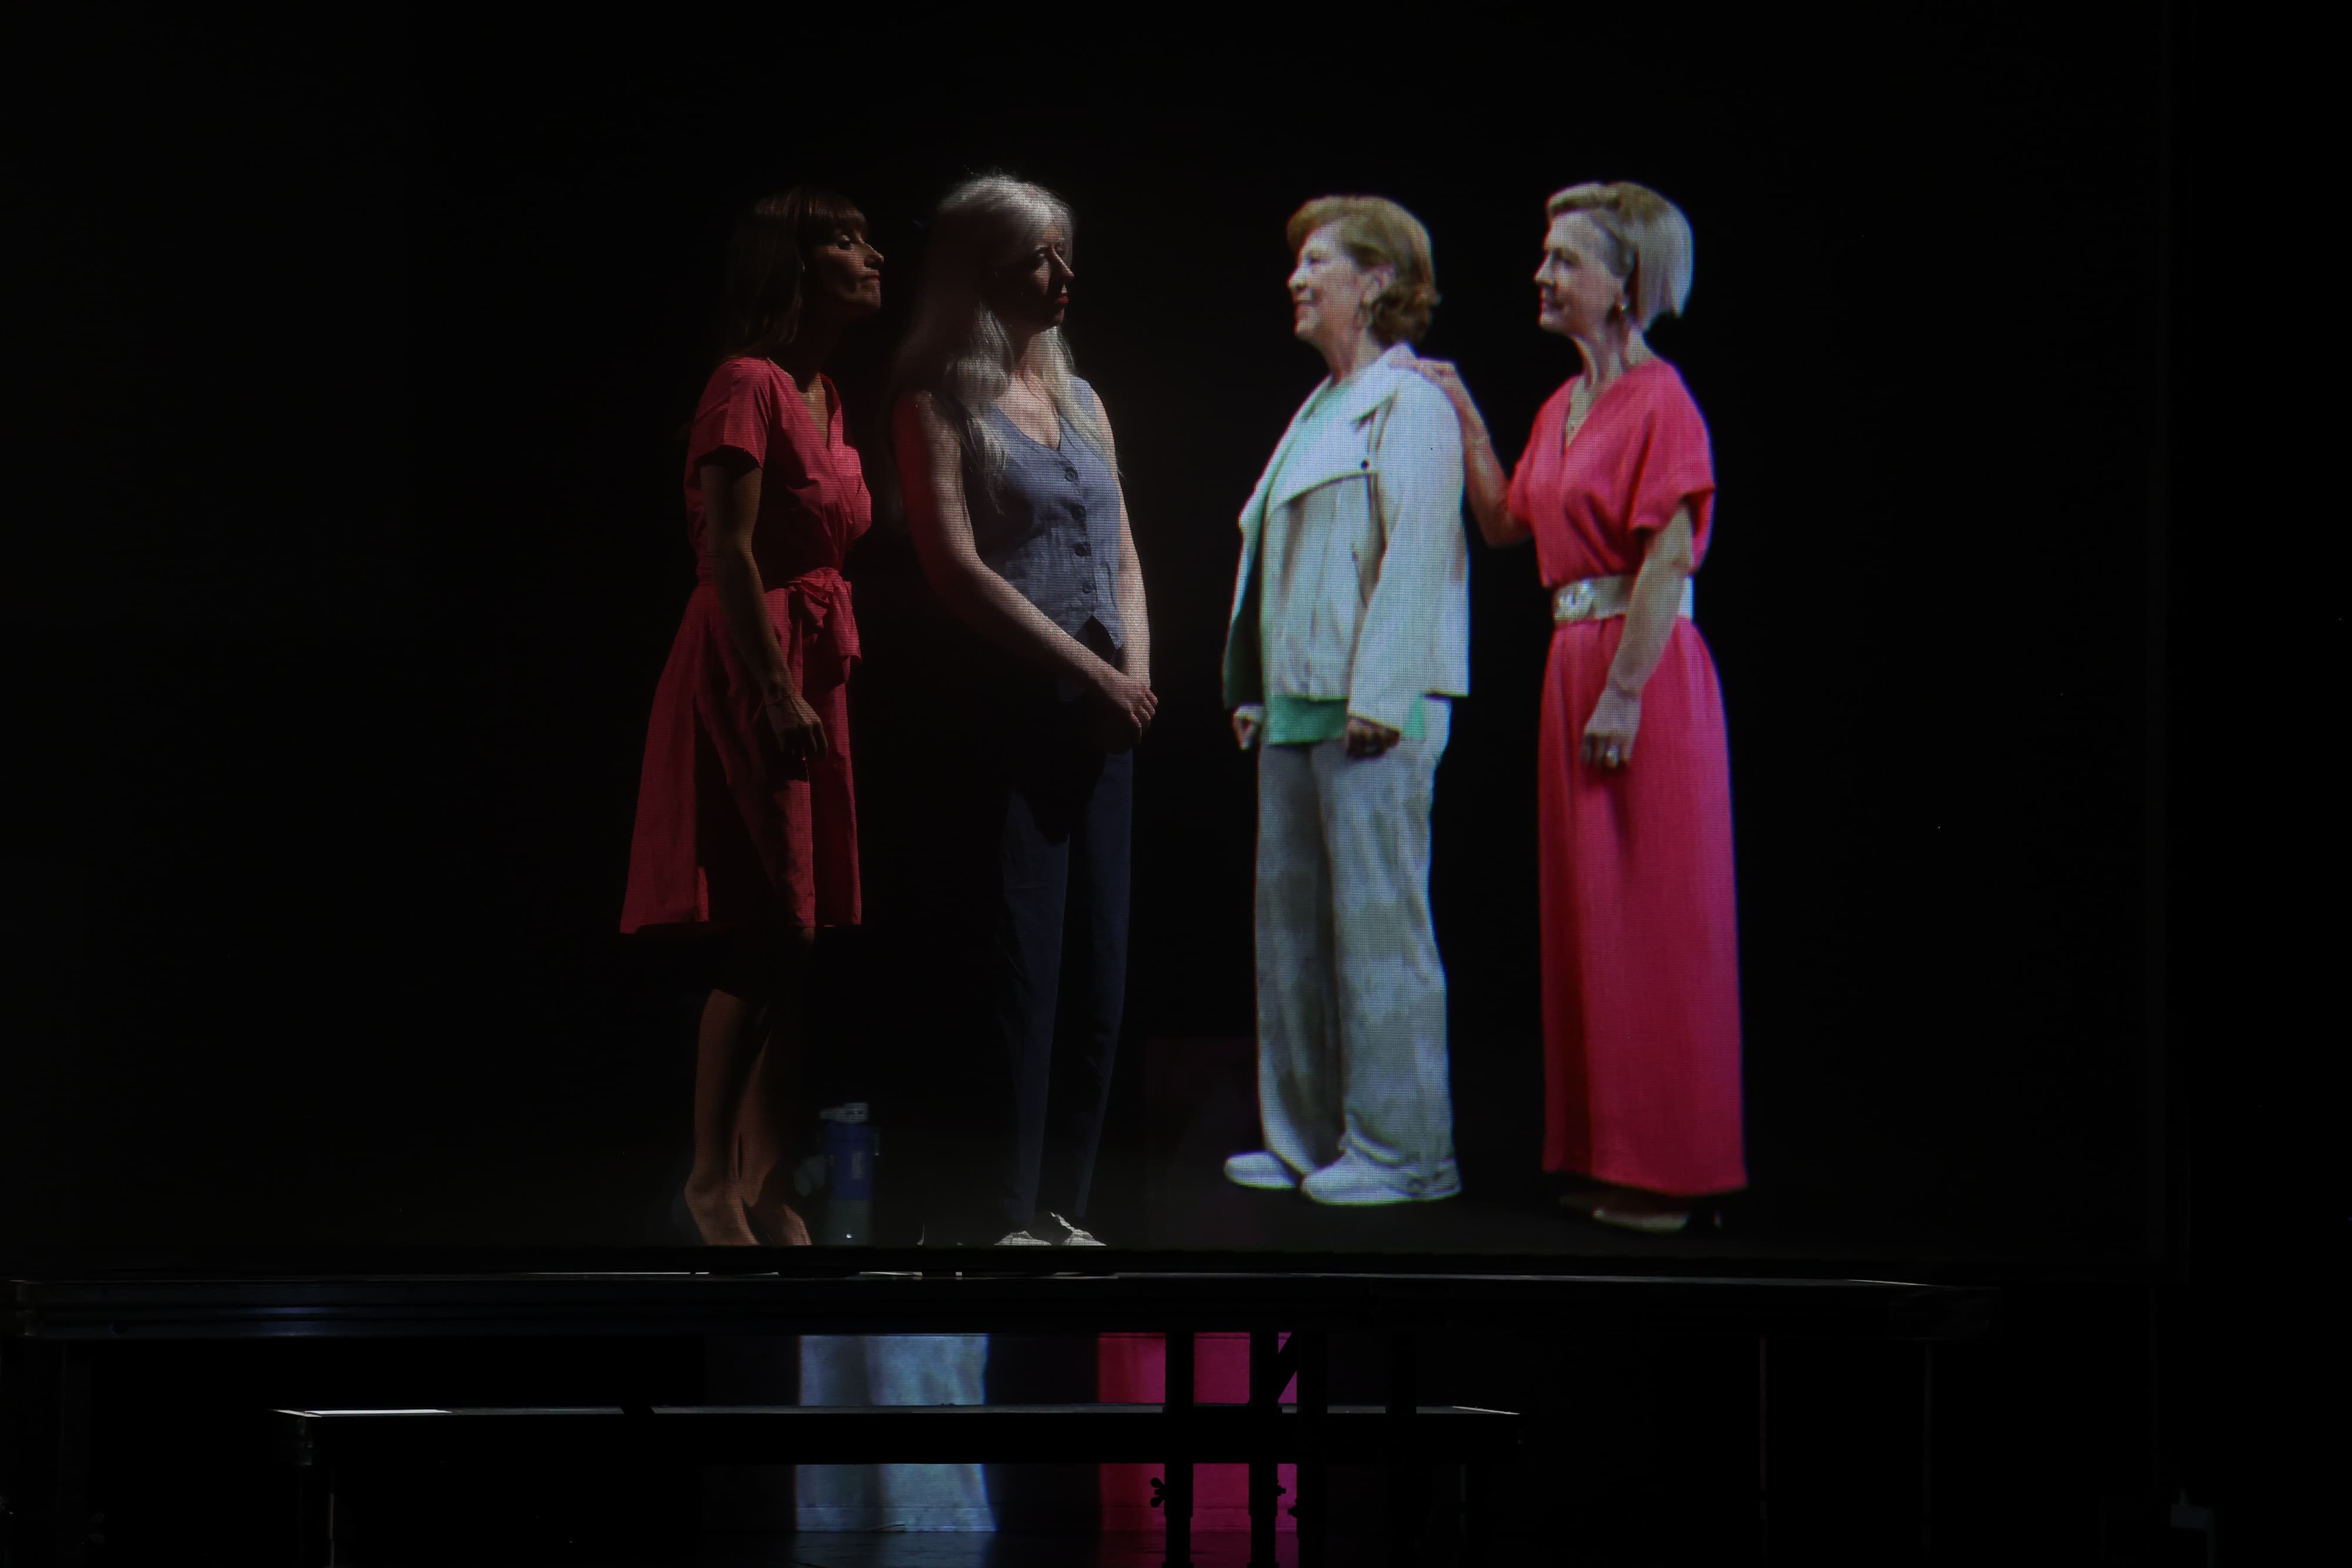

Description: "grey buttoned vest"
964 382 1125 650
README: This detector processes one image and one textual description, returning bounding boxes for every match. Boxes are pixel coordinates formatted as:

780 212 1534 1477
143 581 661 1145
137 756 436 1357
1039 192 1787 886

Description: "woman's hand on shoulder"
1411 359 1496 448
1408 357 1472 414
1408 357 1464 397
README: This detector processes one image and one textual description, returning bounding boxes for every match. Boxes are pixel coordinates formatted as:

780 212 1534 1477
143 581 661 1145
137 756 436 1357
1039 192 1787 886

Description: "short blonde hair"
1545 182 1693 330
1285 195 1440 346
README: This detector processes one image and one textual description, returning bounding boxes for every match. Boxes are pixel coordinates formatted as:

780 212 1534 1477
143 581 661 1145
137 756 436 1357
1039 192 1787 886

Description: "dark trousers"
904 660 1134 1241
977 713 1132 1234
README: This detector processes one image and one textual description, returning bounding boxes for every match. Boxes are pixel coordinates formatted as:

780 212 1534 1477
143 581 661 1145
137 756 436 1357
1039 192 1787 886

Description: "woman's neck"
1002 318 1047 376
1572 322 1650 390
774 313 844 391
1321 325 1388 385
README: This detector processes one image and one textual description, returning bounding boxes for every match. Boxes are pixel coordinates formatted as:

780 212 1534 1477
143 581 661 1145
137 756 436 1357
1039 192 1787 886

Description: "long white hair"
883 173 1114 508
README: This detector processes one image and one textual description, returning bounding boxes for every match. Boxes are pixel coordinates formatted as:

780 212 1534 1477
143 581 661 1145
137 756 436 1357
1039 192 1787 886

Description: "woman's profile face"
1288 223 1385 350
810 222 886 319
1534 212 1625 340
986 219 1075 330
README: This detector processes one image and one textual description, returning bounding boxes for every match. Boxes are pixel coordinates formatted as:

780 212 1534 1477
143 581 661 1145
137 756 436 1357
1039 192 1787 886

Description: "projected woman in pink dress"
620 188 885 1247
1415 182 1745 1232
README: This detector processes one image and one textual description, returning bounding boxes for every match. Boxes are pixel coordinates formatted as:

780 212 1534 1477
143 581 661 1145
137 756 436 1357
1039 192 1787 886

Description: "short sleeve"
1625 373 1716 542
688 358 781 474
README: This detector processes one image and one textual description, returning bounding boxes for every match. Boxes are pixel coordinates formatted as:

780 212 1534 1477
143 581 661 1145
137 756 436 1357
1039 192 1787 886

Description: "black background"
2 9 2172 1262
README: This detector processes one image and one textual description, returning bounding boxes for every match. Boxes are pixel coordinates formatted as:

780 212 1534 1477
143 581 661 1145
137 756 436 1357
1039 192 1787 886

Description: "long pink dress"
1506 357 1746 1196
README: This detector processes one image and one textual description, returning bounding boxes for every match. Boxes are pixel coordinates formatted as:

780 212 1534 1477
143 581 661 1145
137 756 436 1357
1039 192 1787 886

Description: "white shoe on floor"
1223 1152 1302 1191
1039 1212 1105 1246
1301 1151 1461 1206
994 1229 1053 1246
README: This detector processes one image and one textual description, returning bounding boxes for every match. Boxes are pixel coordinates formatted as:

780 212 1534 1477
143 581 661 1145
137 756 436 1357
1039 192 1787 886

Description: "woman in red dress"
1415 182 1745 1232
620 188 885 1246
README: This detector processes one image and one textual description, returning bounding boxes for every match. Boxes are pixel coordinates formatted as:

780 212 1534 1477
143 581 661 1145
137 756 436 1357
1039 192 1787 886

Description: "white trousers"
795 1335 994 1532
1252 703 1458 1192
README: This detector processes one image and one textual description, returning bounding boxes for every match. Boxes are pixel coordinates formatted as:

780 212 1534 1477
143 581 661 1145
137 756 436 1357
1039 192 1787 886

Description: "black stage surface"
7 1263 1998 1342
4 1263 2000 1566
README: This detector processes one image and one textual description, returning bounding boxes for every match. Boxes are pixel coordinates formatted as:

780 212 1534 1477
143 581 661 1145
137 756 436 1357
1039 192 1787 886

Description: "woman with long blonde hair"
887 173 1154 1246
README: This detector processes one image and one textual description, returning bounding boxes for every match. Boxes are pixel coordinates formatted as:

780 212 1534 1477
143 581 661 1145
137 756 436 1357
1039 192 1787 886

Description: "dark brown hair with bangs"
715 186 868 363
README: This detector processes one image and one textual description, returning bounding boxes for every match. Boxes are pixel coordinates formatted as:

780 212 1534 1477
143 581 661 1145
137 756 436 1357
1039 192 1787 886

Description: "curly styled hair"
1285 195 1440 346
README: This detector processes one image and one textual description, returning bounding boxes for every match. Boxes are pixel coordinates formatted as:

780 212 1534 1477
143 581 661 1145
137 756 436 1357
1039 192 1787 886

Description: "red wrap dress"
1506 357 1746 1196
620 356 867 934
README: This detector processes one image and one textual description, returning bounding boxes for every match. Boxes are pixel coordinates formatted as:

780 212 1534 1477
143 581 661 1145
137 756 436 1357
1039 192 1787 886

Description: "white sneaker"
1040 1212 1105 1246
1301 1151 1461 1206
994 1229 1053 1246
1223 1152 1301 1191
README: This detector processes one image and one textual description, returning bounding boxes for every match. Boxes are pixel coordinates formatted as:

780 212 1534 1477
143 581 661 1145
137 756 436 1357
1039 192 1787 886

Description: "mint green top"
1262 692 1427 745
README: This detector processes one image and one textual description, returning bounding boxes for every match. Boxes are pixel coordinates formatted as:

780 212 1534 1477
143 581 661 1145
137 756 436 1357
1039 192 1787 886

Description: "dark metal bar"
1 1336 58 1568
1162 1327 1194 1568
1920 1340 1936 1564
1758 1336 1772 1566
54 1344 92 1568
270 1404 1523 1467
1294 1329 1328 1568
1388 1328 1421 1564
1465 1457 1494 1566
1247 1328 1282 1568
285 1408 329 1568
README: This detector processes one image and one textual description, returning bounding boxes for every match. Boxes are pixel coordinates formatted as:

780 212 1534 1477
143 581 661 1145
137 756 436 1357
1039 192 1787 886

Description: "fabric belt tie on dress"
781 567 861 689
1552 574 1695 626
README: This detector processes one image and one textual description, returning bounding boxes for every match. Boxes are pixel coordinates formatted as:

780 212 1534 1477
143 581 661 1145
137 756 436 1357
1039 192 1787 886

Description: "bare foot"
747 1196 813 1247
683 1178 761 1246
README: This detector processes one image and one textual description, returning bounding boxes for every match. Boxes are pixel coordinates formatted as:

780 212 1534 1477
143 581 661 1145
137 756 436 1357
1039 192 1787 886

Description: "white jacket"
1221 343 1470 733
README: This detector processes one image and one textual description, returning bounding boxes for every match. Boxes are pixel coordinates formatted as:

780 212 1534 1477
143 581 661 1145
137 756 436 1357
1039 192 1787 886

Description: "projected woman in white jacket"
1220 195 1469 1206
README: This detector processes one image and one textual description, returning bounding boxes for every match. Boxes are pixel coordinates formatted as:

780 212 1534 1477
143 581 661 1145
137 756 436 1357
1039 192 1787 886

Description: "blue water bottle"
818 1103 876 1245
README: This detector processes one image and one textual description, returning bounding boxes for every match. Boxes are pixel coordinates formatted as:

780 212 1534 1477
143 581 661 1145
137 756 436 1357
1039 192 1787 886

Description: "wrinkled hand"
1091 667 1158 752
1409 357 1466 404
1581 686 1641 773
1409 359 1485 433
763 688 828 770
1231 708 1263 750
1344 716 1401 759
